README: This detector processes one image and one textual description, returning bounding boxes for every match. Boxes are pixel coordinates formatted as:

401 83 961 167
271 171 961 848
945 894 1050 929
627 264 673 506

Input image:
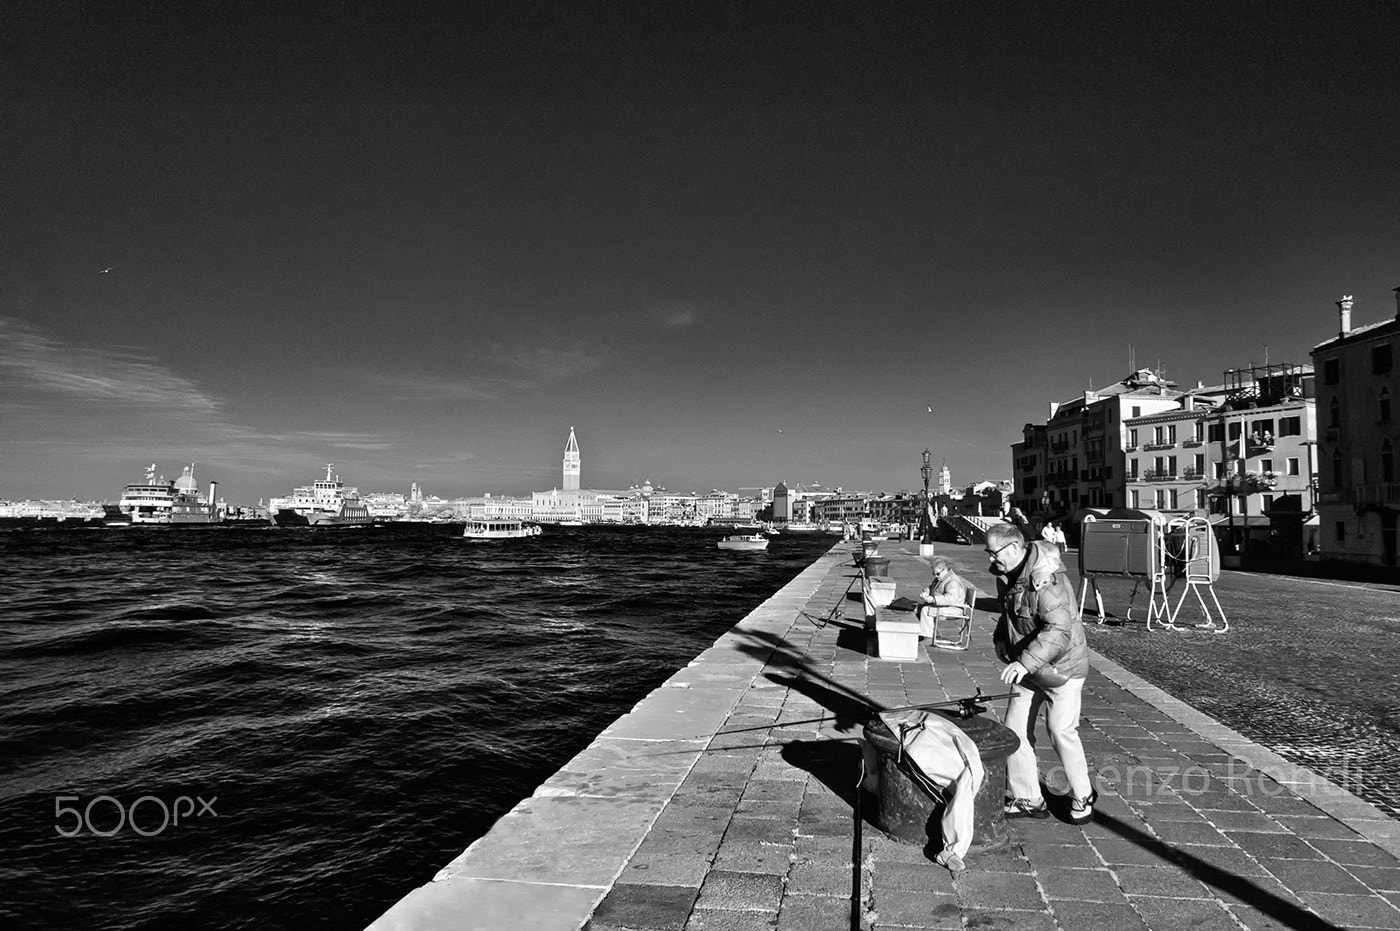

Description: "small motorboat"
717 534 769 551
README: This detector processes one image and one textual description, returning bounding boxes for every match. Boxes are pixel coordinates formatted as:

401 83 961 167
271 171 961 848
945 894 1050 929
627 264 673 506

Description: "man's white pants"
1004 677 1092 801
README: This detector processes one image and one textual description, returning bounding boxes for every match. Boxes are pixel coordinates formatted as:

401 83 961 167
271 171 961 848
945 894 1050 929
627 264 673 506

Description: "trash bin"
862 712 1020 853
863 556 890 578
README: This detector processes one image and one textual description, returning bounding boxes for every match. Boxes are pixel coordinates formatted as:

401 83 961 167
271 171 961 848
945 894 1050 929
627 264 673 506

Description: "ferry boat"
462 518 543 540
717 533 769 551
269 464 374 527
115 464 220 525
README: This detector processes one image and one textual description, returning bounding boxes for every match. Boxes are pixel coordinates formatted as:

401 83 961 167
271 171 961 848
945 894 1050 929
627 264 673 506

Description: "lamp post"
921 448 932 502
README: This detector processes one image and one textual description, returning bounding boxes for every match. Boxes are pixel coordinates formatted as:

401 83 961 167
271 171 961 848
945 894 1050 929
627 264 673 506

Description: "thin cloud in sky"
0 316 224 420
661 306 697 328
488 343 608 382
358 371 521 401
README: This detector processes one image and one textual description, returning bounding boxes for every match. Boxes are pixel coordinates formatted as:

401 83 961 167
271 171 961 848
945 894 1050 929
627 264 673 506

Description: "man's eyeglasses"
984 541 1016 559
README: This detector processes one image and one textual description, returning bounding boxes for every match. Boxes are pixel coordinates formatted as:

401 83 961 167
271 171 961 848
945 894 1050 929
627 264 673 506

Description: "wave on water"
0 524 838 931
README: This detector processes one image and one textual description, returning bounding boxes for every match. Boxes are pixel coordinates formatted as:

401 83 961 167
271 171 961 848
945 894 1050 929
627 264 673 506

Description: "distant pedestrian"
1041 520 1067 556
917 557 969 641
984 522 1096 824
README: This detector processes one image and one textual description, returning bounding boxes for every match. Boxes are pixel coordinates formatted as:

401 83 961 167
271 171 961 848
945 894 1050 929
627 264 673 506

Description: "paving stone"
966 844 1035 874
1301 891 1400 929
786 858 851 895
957 909 1057 931
1205 872 1304 911
589 883 699 931
694 871 784 913
1034 867 1126 903
734 798 802 821
1023 842 1103 869
1145 819 1233 846
954 870 1045 910
1174 843 1271 878
741 779 805 803
1089 837 1182 868
725 816 796 845
1307 837 1400 868
1224 903 1336 931
1046 900 1148 930
1113 864 1212 898
867 889 961 928
1349 865 1400 892
1247 792 1328 818
773 893 851 931
1196 809 1286 833
876 862 957 894
1127 896 1239 931
684 908 779 930
1257 858 1373 895
1223 831 1325 861
1269 815 1364 840
712 841 794 876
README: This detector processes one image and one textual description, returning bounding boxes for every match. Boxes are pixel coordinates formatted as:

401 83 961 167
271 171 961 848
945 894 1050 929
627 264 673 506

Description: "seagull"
775 429 784 434
99 267 113 274
926 406 933 413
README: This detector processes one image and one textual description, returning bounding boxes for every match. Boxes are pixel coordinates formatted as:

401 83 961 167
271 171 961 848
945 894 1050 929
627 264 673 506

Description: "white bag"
878 710 985 870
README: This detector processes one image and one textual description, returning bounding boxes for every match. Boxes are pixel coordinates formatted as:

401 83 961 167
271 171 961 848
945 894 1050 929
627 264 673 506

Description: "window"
1168 455 1177 474
1128 429 1138 447
1279 416 1302 437
1167 425 1177 443
1195 489 1206 509
1193 422 1205 441
1168 489 1178 509
1228 422 1242 441
1260 458 1273 473
1336 521 1346 542
1381 387 1392 422
1154 489 1165 508
1214 461 1226 479
1131 406 1141 417
1324 358 1340 384
1105 466 1114 480
1287 457 1300 476
1262 494 1274 510
1195 453 1206 473
1374 343 1393 374
1130 490 1140 508
1208 422 1224 442
1384 440 1395 483
1251 419 1274 441
1330 397 1340 428
1129 458 1139 478
1153 426 1164 444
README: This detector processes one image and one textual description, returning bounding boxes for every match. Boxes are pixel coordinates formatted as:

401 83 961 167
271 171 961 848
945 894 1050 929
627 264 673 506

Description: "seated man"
917 557 969 639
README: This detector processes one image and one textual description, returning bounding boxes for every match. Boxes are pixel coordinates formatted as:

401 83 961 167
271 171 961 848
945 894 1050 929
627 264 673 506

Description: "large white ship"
269 464 374 527
114 464 220 524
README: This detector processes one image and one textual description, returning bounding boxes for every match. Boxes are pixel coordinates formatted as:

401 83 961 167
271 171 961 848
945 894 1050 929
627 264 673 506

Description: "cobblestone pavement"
584 541 1400 931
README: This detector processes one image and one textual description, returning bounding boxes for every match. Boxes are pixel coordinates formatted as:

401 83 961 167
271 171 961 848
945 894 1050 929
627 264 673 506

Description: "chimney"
1338 295 1354 336
208 480 217 506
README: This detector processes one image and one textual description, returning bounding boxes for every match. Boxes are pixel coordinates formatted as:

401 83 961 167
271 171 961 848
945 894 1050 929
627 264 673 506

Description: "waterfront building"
1009 425 1048 517
1124 365 1315 559
1311 292 1400 569
771 482 791 522
1015 369 1186 528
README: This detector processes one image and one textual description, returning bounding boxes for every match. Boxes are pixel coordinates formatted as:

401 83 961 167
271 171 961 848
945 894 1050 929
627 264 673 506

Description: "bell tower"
563 427 581 491
938 460 951 496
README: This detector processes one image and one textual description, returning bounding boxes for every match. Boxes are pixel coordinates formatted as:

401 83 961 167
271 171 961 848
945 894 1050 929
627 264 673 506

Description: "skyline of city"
4 5 1397 501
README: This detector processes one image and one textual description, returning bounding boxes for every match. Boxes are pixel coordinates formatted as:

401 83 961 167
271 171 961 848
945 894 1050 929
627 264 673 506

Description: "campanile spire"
563 427 580 491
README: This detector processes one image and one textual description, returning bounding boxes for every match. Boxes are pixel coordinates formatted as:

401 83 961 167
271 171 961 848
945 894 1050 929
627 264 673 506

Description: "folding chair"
930 586 976 651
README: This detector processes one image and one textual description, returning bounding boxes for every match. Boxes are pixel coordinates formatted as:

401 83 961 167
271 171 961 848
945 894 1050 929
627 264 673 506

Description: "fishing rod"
715 687 1017 737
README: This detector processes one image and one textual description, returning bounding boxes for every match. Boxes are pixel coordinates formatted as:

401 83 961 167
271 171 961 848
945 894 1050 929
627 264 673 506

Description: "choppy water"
0 524 838 931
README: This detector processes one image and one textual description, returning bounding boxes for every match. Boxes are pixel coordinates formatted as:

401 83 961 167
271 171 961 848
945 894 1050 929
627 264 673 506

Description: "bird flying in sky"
99 267 112 274
926 406 933 413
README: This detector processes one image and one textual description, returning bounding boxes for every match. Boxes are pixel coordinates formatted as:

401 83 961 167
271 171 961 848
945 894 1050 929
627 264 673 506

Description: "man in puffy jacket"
984 522 1096 824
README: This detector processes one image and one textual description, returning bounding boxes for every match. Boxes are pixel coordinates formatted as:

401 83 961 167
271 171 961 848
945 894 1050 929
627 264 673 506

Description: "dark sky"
3 1 1397 502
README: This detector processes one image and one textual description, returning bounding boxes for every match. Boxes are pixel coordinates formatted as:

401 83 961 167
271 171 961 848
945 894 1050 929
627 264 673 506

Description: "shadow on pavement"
1094 811 1343 931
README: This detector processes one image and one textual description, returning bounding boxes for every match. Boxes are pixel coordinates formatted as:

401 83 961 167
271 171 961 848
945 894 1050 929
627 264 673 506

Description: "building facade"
1311 292 1400 569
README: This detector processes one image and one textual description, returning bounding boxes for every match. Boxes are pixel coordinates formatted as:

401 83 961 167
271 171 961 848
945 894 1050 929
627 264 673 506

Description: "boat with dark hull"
269 464 374 528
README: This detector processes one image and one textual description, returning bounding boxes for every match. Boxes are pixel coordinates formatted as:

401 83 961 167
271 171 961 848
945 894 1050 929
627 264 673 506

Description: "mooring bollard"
862 712 1020 853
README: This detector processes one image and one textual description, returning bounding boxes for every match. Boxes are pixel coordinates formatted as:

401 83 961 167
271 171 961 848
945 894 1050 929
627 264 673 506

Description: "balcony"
1352 484 1400 506
1142 442 1175 451
1181 468 1205 481
1050 442 1070 453
1046 473 1078 487
1182 438 1204 448
1141 470 1179 483
1124 445 1138 453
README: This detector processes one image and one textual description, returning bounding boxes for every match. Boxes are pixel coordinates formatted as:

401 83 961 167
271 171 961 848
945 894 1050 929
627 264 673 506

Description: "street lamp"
921 448 932 502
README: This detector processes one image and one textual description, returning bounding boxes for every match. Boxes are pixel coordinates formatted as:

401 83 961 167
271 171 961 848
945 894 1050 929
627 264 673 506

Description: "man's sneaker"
1004 797 1050 819
1068 790 1098 825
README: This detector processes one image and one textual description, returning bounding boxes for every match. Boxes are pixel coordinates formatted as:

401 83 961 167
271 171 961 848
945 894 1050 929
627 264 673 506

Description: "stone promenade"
369 540 1400 931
